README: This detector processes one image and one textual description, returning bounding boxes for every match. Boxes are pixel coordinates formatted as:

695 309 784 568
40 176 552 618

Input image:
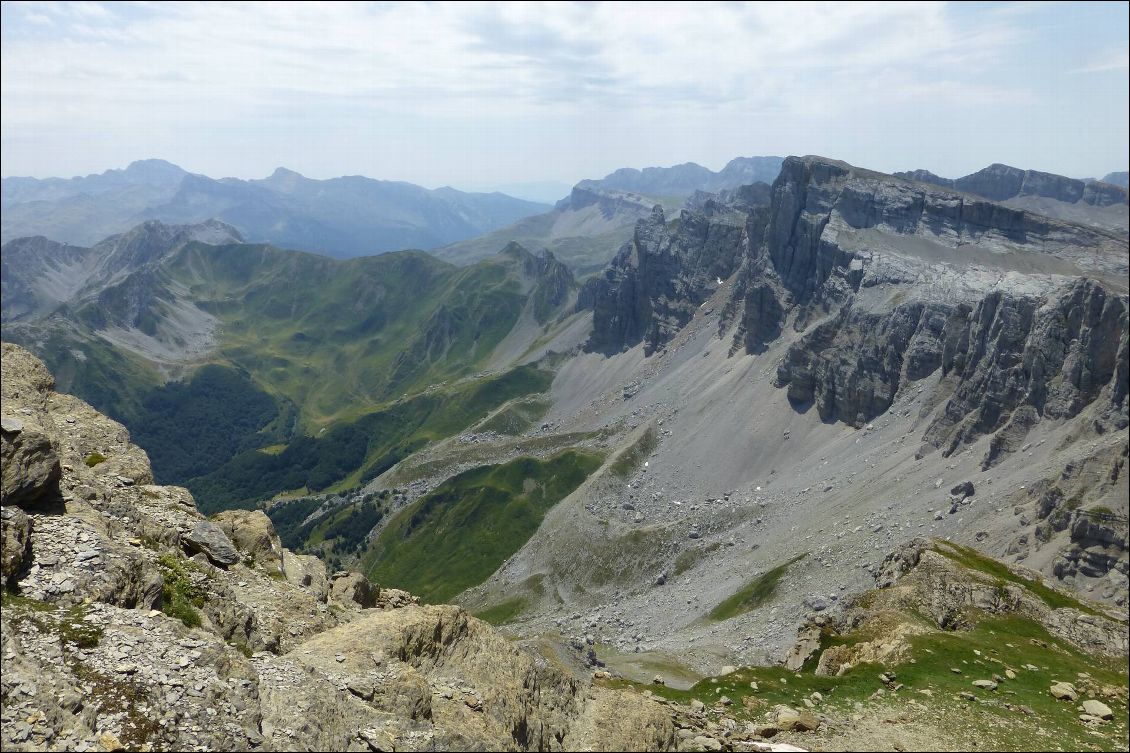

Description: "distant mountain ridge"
436 156 783 272
574 156 783 198
1103 171 1130 189
895 163 1129 233
1 160 549 258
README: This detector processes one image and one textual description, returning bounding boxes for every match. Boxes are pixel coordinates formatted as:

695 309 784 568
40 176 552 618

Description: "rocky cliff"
570 155 1128 613
588 155 1129 462
0 343 676 752
744 157 1128 459
582 198 761 355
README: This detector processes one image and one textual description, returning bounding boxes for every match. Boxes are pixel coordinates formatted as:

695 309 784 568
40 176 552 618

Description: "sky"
1 1 1127 191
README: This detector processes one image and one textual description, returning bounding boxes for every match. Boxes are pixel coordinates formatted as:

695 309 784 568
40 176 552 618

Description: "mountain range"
1 160 550 257
435 156 784 273
1 154 1127 747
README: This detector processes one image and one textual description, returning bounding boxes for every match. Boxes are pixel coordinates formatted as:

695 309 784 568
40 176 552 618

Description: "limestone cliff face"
773 277 1129 462
584 203 752 354
0 343 675 752
743 157 1129 464
584 157 1129 470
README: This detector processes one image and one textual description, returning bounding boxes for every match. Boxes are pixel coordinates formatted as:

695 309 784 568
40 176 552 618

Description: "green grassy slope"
166 242 542 427
605 613 1128 751
364 450 602 603
187 364 553 512
708 554 807 621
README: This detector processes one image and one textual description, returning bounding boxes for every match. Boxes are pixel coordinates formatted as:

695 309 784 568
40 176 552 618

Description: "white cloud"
1075 47 1130 73
0 1 1125 183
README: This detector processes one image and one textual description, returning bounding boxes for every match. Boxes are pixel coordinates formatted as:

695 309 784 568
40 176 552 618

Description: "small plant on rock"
156 552 205 628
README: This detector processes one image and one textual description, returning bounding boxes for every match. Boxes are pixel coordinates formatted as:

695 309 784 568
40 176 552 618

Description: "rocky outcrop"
773 274 1129 446
329 570 380 609
731 158 1130 464
214 509 284 574
774 301 952 425
499 242 577 324
0 343 677 752
792 538 1128 680
1053 512 1129 592
922 279 1128 461
1 506 31 587
879 539 1125 655
1 418 61 507
182 520 242 567
583 155 1128 472
1 346 63 506
282 549 330 600
585 203 749 354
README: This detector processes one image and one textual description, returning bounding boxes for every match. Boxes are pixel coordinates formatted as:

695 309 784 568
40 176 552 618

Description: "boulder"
375 587 419 609
950 481 975 500
774 706 819 732
1 418 61 506
1050 682 1078 701
213 509 283 573
1082 699 1113 720
182 520 241 567
329 571 379 609
282 550 329 601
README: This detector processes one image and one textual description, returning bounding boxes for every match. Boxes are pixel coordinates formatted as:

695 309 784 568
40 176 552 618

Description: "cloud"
0 1 1125 183
1075 48 1130 73
1 2 1026 120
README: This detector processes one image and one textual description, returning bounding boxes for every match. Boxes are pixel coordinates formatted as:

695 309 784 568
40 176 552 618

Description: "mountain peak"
123 159 187 181
267 166 304 180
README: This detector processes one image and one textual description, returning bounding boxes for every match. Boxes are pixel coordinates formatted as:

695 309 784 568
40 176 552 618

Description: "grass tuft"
709 554 807 621
157 553 205 628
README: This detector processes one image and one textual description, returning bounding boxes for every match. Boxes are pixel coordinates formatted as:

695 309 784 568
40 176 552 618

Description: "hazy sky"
2 1 1127 189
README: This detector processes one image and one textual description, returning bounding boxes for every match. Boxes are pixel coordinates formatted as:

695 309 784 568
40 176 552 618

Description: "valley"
4 2 1127 749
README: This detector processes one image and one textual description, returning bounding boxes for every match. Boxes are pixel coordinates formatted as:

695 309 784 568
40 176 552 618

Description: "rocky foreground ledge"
0 343 679 752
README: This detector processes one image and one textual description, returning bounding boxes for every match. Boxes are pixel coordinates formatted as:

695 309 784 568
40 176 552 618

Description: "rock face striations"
587 155 1129 466
0 343 675 752
582 194 768 355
